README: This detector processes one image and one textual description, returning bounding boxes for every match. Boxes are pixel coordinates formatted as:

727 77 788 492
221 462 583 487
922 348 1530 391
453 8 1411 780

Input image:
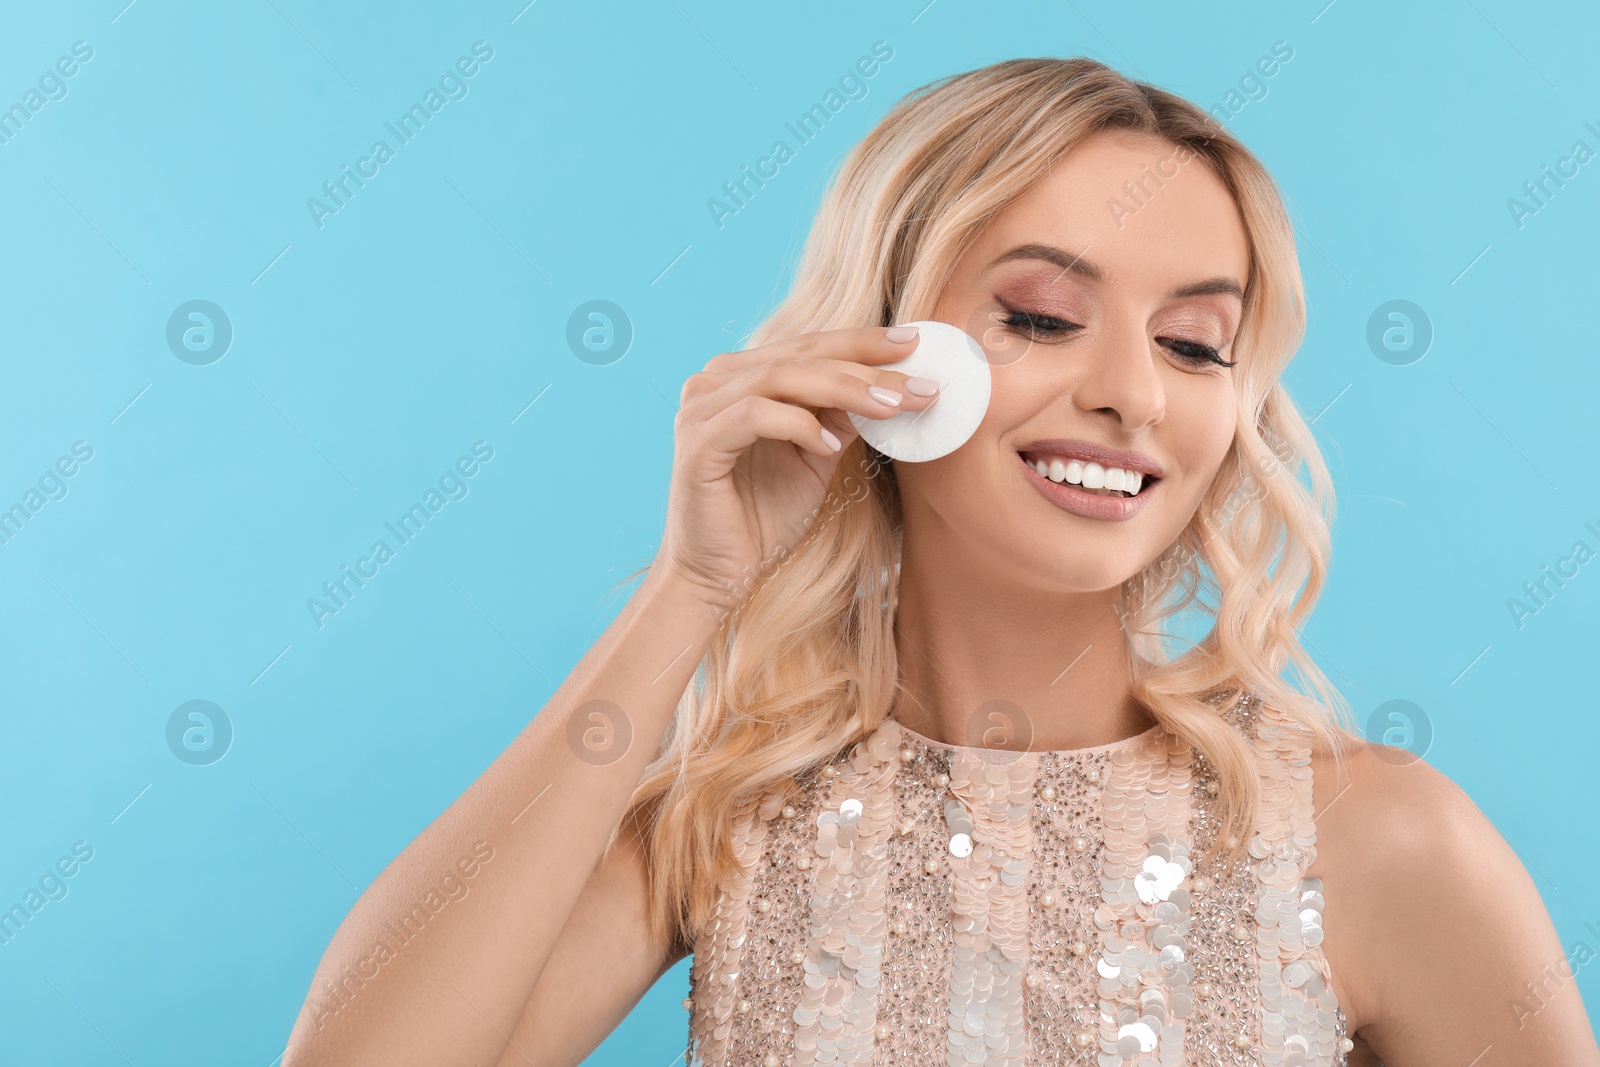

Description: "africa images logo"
306 41 495 229
306 441 494 629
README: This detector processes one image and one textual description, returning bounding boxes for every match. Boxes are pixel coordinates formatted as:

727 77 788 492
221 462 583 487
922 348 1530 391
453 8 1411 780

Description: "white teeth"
1027 454 1147 496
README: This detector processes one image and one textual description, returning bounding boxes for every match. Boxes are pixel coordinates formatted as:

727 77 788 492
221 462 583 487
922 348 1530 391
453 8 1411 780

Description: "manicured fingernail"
820 427 842 452
886 325 919 342
905 377 940 396
868 386 902 406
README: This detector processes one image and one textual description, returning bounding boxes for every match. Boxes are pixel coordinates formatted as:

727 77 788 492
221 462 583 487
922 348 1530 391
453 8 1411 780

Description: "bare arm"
1328 744 1600 1066
490 808 691 1067
281 324 937 1066
281 566 724 1066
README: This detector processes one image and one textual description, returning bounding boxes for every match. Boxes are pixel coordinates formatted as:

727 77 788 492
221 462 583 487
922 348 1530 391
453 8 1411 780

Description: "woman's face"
901 128 1251 593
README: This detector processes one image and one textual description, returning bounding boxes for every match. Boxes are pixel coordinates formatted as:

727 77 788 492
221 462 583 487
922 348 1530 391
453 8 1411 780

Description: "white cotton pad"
848 320 992 463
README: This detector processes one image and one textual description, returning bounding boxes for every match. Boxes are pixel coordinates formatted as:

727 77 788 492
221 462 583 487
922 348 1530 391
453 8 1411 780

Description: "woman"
283 58 1599 1066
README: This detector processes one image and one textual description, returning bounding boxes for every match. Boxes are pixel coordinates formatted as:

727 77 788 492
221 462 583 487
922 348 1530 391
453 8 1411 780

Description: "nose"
1067 315 1165 431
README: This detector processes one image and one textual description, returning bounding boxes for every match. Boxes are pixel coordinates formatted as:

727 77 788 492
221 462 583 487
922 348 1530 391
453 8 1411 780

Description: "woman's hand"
657 324 938 609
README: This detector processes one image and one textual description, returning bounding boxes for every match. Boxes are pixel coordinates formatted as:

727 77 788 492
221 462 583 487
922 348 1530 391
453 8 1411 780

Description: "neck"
889 528 1156 753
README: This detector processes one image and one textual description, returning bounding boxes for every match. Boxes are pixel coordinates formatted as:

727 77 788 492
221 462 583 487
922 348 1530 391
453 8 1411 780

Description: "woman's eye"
997 303 1238 369
1000 309 1079 336
1159 337 1237 368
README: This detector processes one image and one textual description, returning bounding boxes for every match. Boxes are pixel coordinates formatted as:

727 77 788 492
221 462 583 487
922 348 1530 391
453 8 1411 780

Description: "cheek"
1167 388 1238 491
892 396 1008 505
975 369 1035 438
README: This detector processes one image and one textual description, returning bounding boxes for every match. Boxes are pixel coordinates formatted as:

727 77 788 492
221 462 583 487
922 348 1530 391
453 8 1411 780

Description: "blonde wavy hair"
619 56 1363 952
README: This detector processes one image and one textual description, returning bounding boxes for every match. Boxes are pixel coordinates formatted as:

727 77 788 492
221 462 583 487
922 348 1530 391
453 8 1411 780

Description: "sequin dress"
684 691 1354 1066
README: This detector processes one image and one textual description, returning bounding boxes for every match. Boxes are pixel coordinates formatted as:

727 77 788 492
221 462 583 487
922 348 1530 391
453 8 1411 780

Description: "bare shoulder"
1307 736 1600 1066
1308 735 1481 876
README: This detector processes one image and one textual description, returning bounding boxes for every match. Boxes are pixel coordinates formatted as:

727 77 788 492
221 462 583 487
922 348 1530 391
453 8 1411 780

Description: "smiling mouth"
1018 451 1159 498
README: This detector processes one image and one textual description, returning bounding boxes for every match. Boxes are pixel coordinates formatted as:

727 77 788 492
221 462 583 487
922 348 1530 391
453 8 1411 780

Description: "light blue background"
0 0 1596 1062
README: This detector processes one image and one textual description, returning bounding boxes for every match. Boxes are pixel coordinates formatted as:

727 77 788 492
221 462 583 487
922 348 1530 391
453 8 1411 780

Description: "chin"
989 539 1146 596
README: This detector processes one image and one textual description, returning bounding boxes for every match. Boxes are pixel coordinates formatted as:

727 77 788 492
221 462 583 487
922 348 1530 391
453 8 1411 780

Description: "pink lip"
1015 438 1165 477
1017 452 1155 521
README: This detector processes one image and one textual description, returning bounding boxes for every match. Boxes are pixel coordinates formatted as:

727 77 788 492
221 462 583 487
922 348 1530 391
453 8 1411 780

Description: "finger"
694 394 842 460
709 325 924 375
704 358 941 427
815 406 861 444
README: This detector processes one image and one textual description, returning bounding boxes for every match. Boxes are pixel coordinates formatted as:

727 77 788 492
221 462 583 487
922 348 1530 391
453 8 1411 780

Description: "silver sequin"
685 695 1353 1067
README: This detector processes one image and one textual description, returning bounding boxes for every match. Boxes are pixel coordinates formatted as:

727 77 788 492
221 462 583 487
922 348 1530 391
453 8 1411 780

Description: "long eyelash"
1000 309 1076 335
998 303 1236 369
1160 337 1237 368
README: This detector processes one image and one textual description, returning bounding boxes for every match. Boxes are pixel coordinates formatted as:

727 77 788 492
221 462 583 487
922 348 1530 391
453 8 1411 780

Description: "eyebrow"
988 243 1245 301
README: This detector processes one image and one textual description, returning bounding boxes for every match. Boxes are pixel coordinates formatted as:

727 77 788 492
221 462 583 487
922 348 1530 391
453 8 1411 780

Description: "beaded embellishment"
943 748 1038 1065
791 723 904 1063
685 790 773 1065
1094 731 1198 1064
684 693 1352 1066
1251 709 1343 1065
